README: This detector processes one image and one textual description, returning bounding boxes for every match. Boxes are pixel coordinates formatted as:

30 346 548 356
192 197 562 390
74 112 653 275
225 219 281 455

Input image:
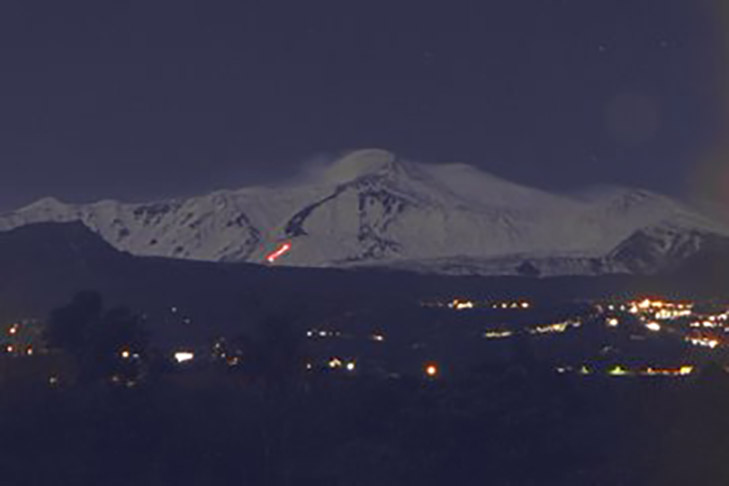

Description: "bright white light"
346 362 356 371
484 330 513 339
645 322 661 332
607 318 619 327
174 351 195 363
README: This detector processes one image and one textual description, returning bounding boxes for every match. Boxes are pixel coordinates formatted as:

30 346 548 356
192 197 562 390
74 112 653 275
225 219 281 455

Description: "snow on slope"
1 149 726 275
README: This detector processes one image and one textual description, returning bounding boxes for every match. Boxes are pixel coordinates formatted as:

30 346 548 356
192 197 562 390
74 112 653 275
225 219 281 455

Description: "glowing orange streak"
266 242 291 263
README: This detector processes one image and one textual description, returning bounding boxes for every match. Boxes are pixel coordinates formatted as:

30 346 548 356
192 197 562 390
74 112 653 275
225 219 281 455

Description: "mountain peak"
322 149 397 184
0 151 726 276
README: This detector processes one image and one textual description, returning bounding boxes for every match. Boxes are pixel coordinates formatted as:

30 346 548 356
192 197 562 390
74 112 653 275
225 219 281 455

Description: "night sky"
0 0 726 209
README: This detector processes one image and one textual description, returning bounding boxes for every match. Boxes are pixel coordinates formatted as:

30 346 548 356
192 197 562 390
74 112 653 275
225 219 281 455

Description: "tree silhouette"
243 315 306 391
45 290 102 356
45 291 148 383
233 314 308 486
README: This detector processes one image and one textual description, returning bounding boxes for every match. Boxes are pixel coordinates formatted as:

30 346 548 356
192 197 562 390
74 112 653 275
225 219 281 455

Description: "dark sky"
0 0 726 209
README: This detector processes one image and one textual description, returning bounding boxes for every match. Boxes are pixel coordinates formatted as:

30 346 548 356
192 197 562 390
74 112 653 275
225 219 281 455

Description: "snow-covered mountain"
1 149 726 276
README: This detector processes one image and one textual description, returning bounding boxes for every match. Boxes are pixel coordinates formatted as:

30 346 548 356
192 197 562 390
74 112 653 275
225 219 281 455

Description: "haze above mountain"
0 149 725 276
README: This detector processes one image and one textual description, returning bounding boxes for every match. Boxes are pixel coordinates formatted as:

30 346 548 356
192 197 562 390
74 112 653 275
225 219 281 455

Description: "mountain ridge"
1 149 725 275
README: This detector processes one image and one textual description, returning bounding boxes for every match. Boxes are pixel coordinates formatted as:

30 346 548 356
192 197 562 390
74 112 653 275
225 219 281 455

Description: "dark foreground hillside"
4 223 729 484
1 365 728 486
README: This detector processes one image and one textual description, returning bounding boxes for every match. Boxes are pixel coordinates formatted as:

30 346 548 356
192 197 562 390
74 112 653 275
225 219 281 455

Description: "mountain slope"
1 149 726 275
5 221 729 325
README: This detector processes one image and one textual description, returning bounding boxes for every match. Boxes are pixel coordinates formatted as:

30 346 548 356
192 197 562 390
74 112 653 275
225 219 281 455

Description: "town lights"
484 330 513 339
491 301 531 310
686 336 720 349
609 365 629 376
679 365 694 375
642 365 694 377
449 299 474 310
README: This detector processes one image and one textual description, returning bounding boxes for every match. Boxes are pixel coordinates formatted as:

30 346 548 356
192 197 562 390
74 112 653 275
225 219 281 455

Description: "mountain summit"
1 150 726 276
320 149 398 183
